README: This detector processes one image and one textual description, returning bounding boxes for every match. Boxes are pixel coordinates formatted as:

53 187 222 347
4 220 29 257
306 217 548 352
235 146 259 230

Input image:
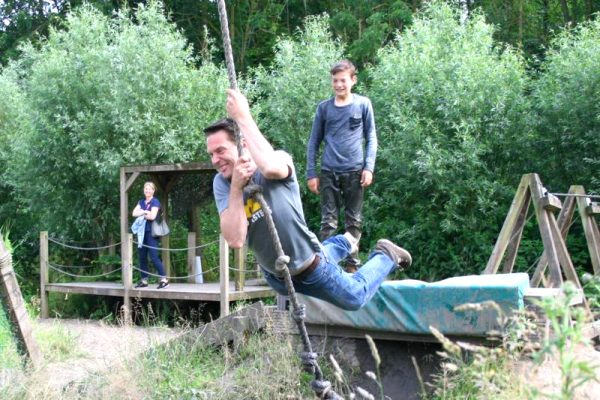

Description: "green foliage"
530 18 600 192
367 1 530 279
0 1 227 241
530 282 599 399
131 326 311 399
250 14 344 225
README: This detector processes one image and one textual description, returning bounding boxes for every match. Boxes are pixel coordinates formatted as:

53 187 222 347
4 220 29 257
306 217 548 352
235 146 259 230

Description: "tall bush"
367 1 530 279
1 2 227 240
250 14 345 226
531 18 600 192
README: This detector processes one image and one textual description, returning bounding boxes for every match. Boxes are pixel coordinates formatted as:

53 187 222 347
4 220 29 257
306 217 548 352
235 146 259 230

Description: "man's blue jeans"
262 234 395 310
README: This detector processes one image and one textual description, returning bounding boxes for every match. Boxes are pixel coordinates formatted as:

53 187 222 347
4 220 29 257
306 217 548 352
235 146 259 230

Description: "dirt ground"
28 319 182 396
8 318 600 399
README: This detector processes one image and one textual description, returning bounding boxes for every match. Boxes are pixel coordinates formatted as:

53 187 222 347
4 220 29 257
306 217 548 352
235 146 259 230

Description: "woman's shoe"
157 279 169 289
134 279 148 288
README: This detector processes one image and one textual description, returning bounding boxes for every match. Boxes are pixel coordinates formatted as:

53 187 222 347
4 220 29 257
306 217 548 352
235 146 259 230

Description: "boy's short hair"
203 118 238 142
330 60 356 77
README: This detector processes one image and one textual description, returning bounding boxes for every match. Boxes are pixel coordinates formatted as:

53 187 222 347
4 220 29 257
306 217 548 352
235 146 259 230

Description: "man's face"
206 130 239 179
331 70 356 99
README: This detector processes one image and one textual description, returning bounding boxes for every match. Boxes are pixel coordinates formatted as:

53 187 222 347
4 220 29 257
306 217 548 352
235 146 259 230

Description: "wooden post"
483 175 530 274
121 234 133 324
234 246 246 292
529 174 563 287
531 193 577 287
1 239 43 367
219 234 230 318
573 186 600 276
40 231 49 319
501 190 531 273
187 232 196 283
119 167 132 323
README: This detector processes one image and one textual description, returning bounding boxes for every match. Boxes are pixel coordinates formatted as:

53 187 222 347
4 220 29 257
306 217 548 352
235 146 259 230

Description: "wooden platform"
45 280 275 302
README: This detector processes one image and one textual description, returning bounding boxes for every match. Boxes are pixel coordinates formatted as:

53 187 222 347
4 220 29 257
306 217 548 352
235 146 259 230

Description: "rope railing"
48 263 122 278
131 265 220 280
48 237 122 251
132 239 219 252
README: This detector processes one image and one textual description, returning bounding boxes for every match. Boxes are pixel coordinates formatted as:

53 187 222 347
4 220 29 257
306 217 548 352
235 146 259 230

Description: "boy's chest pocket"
349 116 362 129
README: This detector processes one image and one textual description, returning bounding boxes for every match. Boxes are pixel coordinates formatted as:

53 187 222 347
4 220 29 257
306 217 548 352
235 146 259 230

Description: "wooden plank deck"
45 280 275 302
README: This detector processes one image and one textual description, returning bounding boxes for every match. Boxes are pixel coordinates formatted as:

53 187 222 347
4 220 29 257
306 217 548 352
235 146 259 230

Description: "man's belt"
292 254 320 281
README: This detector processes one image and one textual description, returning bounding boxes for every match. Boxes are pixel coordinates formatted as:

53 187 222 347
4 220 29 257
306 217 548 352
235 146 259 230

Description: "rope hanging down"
215 2 341 398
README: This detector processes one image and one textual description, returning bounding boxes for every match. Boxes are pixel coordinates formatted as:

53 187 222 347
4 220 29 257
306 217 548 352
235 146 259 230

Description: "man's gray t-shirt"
213 161 321 276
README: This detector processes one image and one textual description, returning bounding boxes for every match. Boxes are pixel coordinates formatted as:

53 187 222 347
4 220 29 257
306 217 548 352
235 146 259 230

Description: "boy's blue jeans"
262 234 395 310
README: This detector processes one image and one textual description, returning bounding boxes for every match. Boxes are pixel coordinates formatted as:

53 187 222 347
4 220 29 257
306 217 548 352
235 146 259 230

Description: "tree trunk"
558 0 572 25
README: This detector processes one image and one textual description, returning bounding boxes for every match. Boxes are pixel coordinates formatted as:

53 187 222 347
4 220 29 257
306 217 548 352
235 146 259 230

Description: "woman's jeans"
262 234 395 310
138 233 166 280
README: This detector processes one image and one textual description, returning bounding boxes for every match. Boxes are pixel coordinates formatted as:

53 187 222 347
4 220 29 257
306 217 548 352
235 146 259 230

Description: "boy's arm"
226 89 289 180
363 98 377 174
306 103 325 180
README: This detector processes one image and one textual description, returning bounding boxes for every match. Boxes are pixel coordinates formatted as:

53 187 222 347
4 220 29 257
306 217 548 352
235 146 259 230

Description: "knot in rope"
301 351 318 374
311 379 338 399
292 304 306 322
244 184 263 198
275 255 290 273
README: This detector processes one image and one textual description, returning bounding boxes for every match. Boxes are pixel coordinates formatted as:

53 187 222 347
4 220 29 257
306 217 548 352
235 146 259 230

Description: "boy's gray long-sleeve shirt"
306 94 377 179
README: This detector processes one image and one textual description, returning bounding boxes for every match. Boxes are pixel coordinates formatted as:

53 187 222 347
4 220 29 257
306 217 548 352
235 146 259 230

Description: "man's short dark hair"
330 59 357 77
203 118 238 142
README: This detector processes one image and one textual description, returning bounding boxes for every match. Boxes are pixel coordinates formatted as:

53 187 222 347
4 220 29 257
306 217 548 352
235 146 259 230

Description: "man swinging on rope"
205 89 412 310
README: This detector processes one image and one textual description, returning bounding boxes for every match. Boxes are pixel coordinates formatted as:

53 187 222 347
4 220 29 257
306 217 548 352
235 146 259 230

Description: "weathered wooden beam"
483 175 530 275
178 302 266 348
529 174 563 287
1 239 43 367
40 231 49 319
586 202 600 215
531 193 576 287
539 193 562 212
572 186 600 276
123 162 213 174
234 246 246 292
124 171 140 193
187 232 196 284
501 190 531 273
120 167 132 324
220 235 230 318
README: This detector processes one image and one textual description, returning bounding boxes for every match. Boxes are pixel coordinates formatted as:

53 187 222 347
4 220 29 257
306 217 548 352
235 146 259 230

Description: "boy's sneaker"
375 239 412 271
134 280 148 288
157 279 169 289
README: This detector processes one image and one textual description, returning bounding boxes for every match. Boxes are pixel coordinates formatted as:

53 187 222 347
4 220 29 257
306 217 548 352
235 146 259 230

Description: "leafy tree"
1 2 227 241
530 18 600 192
250 14 345 227
367 1 530 279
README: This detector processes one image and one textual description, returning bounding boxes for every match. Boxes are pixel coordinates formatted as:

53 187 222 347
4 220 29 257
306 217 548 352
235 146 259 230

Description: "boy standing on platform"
306 60 378 272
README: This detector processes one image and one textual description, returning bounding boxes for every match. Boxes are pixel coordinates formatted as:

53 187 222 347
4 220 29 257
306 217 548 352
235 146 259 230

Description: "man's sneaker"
375 239 412 270
134 280 148 288
343 232 359 255
157 279 169 289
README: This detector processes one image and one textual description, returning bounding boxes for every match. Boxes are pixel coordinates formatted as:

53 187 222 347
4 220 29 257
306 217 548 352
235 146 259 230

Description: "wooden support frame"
2 238 43 367
484 174 598 317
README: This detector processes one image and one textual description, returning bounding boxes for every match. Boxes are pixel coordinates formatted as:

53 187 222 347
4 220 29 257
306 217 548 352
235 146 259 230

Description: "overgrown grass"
425 284 599 399
0 306 21 369
128 318 313 399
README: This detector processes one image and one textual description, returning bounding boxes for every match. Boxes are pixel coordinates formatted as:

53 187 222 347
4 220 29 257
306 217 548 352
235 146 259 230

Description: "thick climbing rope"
215 1 341 398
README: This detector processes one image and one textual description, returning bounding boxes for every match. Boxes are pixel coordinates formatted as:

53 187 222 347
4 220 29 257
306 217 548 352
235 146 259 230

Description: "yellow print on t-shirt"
244 198 264 224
